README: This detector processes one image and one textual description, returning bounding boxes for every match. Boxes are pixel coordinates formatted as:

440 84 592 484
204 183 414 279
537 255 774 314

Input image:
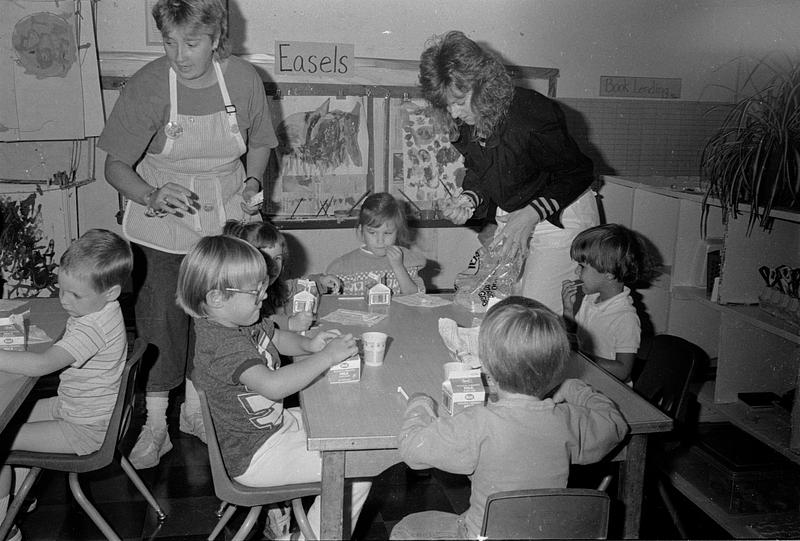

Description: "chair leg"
657 478 688 539
292 497 317 541
0 467 41 541
232 506 262 541
119 454 167 521
68 472 121 541
208 504 237 541
215 500 228 518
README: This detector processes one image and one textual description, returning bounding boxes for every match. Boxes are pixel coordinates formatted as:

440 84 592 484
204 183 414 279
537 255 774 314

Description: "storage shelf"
672 286 800 344
696 381 800 467
665 447 800 539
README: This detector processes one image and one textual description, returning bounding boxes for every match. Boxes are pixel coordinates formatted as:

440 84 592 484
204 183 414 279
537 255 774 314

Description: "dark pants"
133 244 193 393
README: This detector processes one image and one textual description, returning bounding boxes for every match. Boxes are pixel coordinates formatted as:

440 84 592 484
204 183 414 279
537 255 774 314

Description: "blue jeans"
133 244 193 392
390 511 468 540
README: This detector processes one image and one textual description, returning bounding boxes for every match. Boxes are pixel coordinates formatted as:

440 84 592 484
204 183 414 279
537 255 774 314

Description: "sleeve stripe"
530 197 560 219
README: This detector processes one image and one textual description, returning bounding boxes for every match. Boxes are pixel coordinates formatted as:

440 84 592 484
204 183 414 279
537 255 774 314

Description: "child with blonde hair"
326 192 426 295
561 223 655 383
177 235 371 539
0 229 133 540
391 296 627 540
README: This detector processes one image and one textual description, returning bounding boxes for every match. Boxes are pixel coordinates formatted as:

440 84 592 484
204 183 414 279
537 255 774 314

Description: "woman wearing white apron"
420 31 599 313
98 0 276 468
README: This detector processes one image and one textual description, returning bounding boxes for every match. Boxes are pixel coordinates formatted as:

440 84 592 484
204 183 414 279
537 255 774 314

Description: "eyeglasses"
225 282 269 306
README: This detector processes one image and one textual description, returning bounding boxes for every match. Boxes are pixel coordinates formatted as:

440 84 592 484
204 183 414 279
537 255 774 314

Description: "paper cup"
362 331 388 366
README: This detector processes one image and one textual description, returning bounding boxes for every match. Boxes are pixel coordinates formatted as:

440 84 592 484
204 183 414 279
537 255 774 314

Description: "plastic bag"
453 243 524 312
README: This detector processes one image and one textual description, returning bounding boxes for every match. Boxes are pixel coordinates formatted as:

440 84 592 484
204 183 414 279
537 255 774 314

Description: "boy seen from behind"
391 296 628 540
0 229 133 539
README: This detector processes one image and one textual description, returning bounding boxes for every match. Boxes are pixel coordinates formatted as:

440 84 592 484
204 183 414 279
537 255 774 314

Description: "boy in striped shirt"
0 229 133 539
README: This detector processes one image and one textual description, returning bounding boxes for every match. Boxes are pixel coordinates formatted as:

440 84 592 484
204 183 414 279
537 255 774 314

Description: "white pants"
235 407 372 538
498 190 600 313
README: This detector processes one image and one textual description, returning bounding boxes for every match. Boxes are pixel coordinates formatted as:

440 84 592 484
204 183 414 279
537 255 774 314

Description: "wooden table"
0 298 66 434
300 296 672 539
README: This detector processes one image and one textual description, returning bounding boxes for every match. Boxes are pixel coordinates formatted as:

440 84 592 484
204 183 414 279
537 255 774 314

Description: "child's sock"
183 378 201 415
145 396 169 431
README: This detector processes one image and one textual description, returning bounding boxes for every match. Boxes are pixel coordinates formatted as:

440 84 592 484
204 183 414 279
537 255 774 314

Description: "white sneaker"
128 425 172 469
179 402 207 444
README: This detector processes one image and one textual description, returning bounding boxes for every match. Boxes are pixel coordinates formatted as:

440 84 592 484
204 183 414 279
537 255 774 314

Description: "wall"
7 0 800 287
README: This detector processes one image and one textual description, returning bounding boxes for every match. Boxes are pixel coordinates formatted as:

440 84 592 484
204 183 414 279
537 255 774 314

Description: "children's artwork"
391 99 465 208
0 0 104 141
267 95 370 217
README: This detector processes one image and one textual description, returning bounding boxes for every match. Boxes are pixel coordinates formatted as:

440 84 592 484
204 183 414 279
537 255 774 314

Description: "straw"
438 178 453 198
398 190 423 212
347 190 371 214
397 386 410 401
289 198 303 219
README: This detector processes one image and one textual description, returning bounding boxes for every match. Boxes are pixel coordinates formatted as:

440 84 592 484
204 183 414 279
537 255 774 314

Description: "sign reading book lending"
600 76 681 99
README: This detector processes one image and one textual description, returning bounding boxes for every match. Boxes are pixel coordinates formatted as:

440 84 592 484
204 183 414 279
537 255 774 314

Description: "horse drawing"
276 99 362 174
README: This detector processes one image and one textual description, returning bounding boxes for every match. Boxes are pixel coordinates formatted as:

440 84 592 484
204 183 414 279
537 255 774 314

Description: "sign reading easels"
275 41 354 78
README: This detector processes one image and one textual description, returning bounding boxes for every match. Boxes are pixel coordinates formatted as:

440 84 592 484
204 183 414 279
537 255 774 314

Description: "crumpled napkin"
438 318 481 368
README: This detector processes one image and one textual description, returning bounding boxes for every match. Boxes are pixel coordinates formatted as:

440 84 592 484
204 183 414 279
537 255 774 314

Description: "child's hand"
385 245 404 267
561 279 580 315
307 329 341 352
321 333 358 366
288 311 314 332
319 274 342 295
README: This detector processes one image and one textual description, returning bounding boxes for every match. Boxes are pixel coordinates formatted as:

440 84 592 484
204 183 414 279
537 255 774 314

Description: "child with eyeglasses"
222 220 341 332
177 235 371 539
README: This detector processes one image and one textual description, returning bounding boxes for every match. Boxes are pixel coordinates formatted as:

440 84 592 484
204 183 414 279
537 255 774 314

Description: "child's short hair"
176 235 268 318
222 220 286 279
479 296 569 398
570 224 653 284
59 229 133 293
359 193 410 244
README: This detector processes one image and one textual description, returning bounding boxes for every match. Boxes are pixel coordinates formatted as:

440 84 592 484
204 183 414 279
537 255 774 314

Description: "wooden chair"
480 487 611 539
633 333 704 539
197 388 320 541
0 338 166 541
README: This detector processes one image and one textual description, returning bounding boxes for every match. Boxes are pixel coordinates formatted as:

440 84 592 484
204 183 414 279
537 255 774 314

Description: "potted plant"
701 60 800 233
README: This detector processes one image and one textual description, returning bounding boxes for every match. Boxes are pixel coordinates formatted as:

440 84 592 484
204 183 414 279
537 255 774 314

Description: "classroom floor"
8 387 733 541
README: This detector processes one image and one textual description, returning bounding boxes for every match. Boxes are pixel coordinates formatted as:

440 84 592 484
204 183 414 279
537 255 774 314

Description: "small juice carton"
0 313 27 351
442 368 486 415
327 353 361 384
292 279 319 314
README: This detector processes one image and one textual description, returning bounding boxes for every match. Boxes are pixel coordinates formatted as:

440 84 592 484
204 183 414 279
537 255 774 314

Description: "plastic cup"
362 332 388 366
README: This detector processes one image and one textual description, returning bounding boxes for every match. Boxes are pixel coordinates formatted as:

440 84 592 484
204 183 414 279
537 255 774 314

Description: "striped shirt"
54 301 127 427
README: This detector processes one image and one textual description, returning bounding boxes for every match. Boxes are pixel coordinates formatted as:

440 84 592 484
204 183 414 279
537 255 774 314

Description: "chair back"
197 387 319 506
480 488 610 539
633 334 703 423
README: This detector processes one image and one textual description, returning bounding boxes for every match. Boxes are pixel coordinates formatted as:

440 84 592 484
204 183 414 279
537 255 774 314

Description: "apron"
123 59 250 254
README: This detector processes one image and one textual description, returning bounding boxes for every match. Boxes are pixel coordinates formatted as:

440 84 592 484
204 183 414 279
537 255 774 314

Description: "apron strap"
214 59 240 135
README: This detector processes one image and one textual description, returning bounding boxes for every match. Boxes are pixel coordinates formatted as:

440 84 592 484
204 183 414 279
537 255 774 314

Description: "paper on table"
320 309 388 327
392 293 452 308
438 318 481 368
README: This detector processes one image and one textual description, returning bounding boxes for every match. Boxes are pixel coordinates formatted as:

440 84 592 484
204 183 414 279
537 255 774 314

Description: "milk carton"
442 368 486 415
292 279 319 314
327 353 361 384
0 313 27 351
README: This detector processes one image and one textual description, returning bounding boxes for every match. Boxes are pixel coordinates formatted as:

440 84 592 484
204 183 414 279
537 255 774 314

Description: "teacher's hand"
490 205 539 260
441 195 474 225
149 183 198 216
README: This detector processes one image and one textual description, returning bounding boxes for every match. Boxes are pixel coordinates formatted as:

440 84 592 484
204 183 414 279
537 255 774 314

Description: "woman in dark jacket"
420 30 599 312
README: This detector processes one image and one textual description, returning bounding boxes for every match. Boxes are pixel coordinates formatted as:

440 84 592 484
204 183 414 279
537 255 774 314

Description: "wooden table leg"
618 434 647 539
320 450 346 541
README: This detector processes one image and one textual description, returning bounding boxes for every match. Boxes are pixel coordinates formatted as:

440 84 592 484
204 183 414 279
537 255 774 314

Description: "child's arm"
271 328 342 356
593 352 636 384
552 378 629 464
239 332 357 401
561 279 579 333
385 246 421 295
397 393 480 474
0 345 75 377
